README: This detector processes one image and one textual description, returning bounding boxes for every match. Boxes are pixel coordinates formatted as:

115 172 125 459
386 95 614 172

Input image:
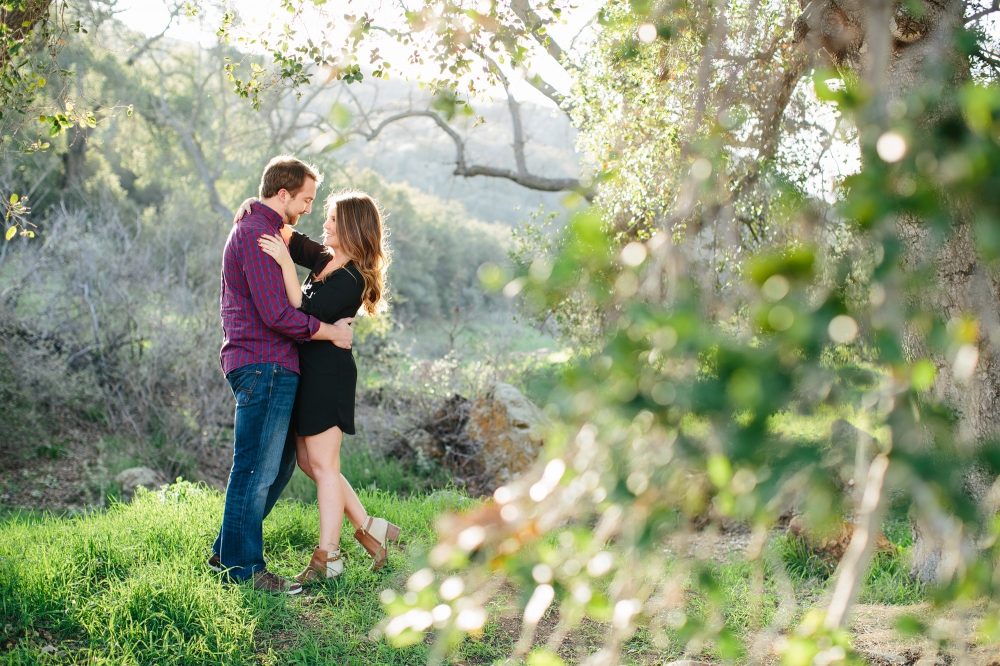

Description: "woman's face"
322 206 339 252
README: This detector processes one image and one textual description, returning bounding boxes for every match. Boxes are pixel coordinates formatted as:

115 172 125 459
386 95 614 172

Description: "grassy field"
0 482 479 666
0 481 924 666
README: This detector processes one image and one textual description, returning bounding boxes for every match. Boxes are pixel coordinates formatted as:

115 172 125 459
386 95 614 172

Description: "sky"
115 0 597 108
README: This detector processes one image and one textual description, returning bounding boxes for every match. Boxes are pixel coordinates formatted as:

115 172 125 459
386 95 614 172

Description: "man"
209 155 353 594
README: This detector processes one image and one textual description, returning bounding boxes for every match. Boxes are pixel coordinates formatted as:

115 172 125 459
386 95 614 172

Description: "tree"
223 1 1000 663
216 0 591 197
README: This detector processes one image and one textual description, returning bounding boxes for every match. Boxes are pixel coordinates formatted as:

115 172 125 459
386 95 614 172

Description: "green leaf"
9 193 18 204
707 455 732 488
330 103 352 128
527 649 565 666
5 226 16 241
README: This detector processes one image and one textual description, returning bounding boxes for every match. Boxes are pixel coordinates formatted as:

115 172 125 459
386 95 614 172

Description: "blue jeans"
212 363 299 581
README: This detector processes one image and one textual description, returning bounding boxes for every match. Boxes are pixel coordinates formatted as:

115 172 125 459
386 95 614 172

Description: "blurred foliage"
254 3 1000 666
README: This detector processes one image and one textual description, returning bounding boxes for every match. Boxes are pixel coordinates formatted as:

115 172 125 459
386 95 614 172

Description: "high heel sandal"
353 517 401 571
295 546 344 583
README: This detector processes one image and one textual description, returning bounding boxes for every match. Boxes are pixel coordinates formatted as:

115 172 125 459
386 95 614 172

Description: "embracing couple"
208 155 400 595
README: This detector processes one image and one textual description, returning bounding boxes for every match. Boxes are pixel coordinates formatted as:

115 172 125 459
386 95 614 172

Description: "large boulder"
115 467 167 501
464 382 548 487
406 428 441 461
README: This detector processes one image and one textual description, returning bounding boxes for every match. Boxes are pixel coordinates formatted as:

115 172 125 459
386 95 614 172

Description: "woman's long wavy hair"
326 190 390 315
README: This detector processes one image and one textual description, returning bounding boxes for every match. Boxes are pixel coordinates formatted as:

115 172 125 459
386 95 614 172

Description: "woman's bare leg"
296 435 315 482
305 427 345 552
298 432 364 529
341 474 367 529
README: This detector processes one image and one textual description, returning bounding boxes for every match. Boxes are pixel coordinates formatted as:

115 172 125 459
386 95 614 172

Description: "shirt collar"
251 202 284 232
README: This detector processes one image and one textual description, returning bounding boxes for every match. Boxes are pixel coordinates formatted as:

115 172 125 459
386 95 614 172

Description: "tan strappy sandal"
295 546 344 583
353 517 401 571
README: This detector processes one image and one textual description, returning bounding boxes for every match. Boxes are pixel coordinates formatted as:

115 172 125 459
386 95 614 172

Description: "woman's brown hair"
326 190 390 315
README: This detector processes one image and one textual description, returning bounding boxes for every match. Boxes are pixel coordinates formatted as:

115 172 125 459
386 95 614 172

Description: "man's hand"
313 318 354 349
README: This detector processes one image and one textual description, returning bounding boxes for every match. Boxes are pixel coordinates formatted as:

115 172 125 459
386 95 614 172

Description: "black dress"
287 231 363 436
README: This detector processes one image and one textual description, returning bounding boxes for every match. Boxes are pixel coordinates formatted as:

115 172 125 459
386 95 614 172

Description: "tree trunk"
795 0 998 582
0 0 51 68
61 123 92 190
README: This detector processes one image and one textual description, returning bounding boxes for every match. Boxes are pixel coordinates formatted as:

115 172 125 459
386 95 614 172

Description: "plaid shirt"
219 202 320 375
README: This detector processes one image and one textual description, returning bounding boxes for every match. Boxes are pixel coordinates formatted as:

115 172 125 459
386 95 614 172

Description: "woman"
243 190 400 582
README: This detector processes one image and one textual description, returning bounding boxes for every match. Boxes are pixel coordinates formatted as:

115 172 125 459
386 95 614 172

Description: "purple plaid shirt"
219 202 320 375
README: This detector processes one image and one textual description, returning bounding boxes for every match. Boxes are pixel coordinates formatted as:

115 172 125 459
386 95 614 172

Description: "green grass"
0 479 928 666
0 481 476 665
777 516 925 606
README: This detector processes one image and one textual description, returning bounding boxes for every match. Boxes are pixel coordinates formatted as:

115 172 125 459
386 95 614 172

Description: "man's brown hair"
258 155 322 198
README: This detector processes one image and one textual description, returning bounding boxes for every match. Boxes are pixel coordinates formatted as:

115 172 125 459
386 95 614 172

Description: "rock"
115 467 167 501
464 382 548 488
406 428 442 460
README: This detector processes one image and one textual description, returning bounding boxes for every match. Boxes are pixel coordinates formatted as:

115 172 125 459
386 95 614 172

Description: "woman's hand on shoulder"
233 197 257 224
257 233 294 270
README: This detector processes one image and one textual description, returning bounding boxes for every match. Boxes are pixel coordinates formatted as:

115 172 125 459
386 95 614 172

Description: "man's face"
282 177 317 226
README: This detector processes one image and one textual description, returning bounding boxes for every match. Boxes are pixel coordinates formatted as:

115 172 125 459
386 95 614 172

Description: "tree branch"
966 0 1000 24
152 65 232 221
523 73 567 109
824 454 889 629
510 0 564 62
490 0 570 110
358 110 589 197
125 2 185 67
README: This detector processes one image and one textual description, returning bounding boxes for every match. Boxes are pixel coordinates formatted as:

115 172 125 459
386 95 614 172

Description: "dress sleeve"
288 231 331 273
233 225 321 342
300 268 363 324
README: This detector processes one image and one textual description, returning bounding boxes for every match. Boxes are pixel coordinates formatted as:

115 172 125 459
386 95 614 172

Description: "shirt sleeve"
234 225 321 342
288 231 332 274
301 269 363 324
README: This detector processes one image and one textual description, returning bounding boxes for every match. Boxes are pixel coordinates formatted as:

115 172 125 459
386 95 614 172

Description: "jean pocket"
228 367 262 406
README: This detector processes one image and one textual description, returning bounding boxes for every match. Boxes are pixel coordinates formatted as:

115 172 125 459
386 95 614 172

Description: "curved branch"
524 74 566 108
358 110 590 197
511 0 564 61
456 164 583 192
125 1 185 66
966 0 1000 24
151 63 232 221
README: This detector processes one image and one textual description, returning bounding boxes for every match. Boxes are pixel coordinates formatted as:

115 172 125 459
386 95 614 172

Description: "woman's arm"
258 233 303 308
287 229 331 273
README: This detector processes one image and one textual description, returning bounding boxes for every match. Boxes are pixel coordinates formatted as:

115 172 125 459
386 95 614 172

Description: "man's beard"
286 213 300 226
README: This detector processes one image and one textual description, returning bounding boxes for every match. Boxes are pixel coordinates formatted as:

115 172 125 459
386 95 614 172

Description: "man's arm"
237 225 353 348
235 225 320 342
312 318 354 349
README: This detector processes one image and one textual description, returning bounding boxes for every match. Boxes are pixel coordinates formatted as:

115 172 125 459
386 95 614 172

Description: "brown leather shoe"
252 569 303 595
296 547 344 583
354 517 401 571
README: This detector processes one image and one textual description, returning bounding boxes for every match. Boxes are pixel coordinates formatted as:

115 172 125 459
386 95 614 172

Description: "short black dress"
287 231 363 436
